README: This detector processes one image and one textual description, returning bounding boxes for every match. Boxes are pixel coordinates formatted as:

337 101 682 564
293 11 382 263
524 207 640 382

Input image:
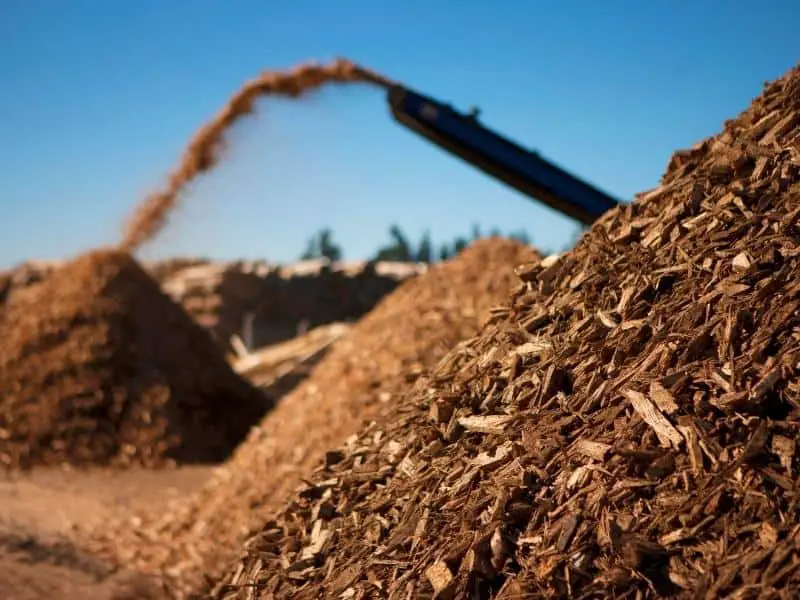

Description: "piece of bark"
457 415 513 435
649 381 680 414
624 389 683 448
425 560 455 599
573 439 612 461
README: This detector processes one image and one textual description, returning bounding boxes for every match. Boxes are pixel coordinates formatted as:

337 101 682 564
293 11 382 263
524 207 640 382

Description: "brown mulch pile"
212 64 800 599
0 249 269 469
85 238 539 597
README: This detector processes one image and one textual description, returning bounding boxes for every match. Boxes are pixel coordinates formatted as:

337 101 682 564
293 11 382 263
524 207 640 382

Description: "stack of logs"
0 257 425 352
158 258 425 350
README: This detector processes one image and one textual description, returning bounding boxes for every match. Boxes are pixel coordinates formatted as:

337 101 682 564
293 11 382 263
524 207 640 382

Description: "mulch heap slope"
0 248 269 469
214 64 800 599
86 237 539 596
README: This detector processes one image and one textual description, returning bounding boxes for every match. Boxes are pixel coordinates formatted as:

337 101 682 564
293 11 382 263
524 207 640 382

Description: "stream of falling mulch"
120 59 393 253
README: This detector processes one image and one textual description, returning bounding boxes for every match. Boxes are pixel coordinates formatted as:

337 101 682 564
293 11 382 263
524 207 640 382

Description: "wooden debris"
649 381 680 414
158 257 423 355
623 389 683 448
732 251 752 271
232 322 350 376
471 442 514 469
677 417 704 475
209 63 800 600
573 439 612 461
772 435 795 472
456 415 513 435
424 561 455 599
513 339 553 357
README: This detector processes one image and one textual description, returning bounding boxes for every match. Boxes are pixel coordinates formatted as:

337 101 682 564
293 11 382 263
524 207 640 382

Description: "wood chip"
424 560 455 598
649 381 680 415
514 339 553 357
623 389 683 448
771 435 795 472
732 252 752 271
457 414 513 434
677 417 704 475
573 439 612 461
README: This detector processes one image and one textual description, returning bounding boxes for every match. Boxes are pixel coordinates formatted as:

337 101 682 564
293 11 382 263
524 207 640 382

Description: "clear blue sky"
1 1 797 268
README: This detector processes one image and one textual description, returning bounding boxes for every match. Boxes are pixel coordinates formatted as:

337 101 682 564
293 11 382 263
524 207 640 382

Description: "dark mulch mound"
0 248 269 470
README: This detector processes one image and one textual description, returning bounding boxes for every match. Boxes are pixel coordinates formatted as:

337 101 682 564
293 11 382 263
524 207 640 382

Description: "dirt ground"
0 466 213 599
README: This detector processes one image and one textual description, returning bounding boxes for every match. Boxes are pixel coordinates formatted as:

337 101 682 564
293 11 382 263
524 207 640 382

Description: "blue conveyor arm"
387 84 619 225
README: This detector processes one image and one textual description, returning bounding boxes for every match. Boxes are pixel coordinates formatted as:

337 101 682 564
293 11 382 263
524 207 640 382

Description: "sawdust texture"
120 59 393 252
86 238 539 597
0 249 270 469
213 64 800 599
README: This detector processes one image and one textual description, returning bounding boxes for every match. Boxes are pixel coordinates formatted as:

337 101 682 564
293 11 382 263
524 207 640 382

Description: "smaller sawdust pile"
120 58 393 252
0 249 269 469
86 238 539 596
213 64 800 599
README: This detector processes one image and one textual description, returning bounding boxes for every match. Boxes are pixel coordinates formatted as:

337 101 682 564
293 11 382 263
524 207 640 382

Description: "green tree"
509 229 532 245
416 231 433 263
300 228 343 261
453 236 470 254
470 223 482 241
373 224 414 262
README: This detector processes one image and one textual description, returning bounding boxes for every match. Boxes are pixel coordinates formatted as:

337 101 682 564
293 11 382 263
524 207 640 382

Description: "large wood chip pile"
85 238 539 597
213 65 800 598
0 249 269 469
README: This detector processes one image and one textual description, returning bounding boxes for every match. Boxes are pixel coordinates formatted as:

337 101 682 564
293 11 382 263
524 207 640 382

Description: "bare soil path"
0 466 213 599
